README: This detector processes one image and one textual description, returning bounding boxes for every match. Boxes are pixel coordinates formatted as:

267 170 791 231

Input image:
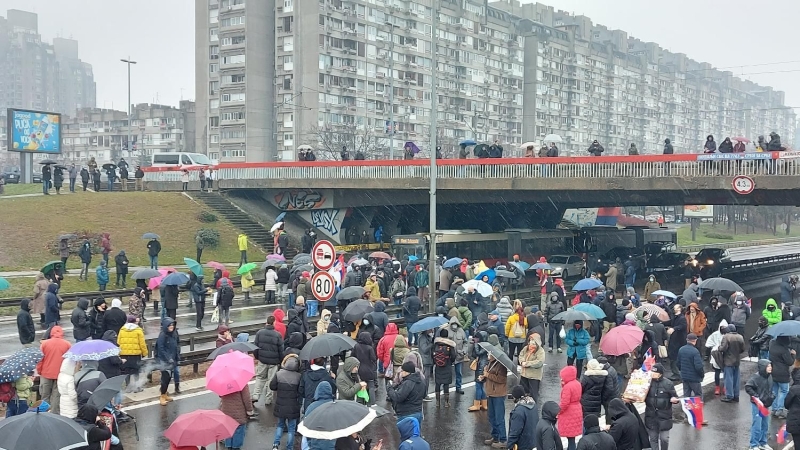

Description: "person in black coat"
88 298 107 340
507 385 539 450
580 359 611 418
784 368 800 443
98 330 123 379
103 299 127 335
17 299 35 345
284 332 304 357
643 364 678 450
285 309 306 348
666 304 687 381
74 404 113 450
44 283 61 327
70 298 92 342
576 414 615 450
299 357 336 411
269 354 302 450
386 361 427 420
770 336 795 417
360 312 384 347
351 331 378 404
607 398 642 450
403 287 422 343
162 284 179 320
534 401 564 450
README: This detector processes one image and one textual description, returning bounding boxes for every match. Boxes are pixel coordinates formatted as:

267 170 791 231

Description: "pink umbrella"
206 261 226 271
599 325 644 356
148 268 175 290
164 409 239 447
266 254 285 261
732 137 750 143
206 350 255 396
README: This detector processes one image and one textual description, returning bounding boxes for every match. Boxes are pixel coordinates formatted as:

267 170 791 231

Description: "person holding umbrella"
147 237 162 270
53 165 64 194
270 354 303 450
252 315 284 406
41 162 51 194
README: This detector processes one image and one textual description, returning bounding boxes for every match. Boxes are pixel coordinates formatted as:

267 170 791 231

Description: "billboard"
683 205 714 218
6 108 62 154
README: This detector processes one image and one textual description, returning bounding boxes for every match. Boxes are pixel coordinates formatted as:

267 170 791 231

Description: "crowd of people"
39 157 145 195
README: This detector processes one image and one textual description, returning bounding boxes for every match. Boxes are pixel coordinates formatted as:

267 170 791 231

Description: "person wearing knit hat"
432 327 457 408
507 384 538 450
576 414 615 449
644 363 678 450
386 357 427 424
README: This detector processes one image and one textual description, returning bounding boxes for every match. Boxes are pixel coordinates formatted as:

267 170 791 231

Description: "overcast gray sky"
4 0 799 116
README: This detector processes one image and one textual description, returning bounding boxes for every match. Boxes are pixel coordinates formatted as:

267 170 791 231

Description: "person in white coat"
57 359 78 419
705 318 729 397
265 268 278 305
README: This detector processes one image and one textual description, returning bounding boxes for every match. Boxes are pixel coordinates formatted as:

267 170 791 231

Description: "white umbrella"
462 279 493 297
270 222 284 233
520 141 537 149
543 134 563 143
297 145 313 151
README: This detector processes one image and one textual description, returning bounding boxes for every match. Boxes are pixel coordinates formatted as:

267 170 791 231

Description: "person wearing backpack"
218 279 235 326
432 328 457 408
2 372 32 417
745 359 774 450
505 299 528 360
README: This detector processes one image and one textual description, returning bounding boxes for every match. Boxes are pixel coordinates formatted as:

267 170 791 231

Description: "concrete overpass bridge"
144 153 800 243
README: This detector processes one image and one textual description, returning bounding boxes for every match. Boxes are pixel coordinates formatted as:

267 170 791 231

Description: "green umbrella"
183 258 203 276
41 261 62 274
0 277 9 291
237 263 258 275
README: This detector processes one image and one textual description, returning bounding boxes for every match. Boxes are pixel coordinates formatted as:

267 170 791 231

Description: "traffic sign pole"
310 271 335 302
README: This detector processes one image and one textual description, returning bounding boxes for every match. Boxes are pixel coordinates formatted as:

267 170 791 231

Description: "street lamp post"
120 58 137 160
386 22 396 160
427 0 439 312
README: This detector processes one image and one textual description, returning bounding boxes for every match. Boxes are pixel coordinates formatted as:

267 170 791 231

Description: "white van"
150 152 216 167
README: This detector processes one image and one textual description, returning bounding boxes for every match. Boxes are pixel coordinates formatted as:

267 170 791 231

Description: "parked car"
692 248 730 278
593 246 645 274
647 252 691 278
548 255 585 280
2 167 20 184
32 172 42 183
643 241 678 261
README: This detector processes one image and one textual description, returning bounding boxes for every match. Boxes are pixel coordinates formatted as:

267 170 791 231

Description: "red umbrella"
206 261 226 271
164 409 239 447
732 137 750 143
369 251 391 260
599 325 644 356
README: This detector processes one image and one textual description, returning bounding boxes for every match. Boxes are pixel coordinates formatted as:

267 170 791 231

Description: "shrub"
47 231 103 256
703 232 734 240
197 228 221 248
197 210 218 223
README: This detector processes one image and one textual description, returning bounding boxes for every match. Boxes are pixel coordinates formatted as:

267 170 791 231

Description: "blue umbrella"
276 212 287 223
0 348 43 383
408 255 418 261
766 320 800 338
64 340 120 361
573 278 603 291
532 262 552 270
183 257 203 276
161 272 191 286
459 139 477 146
510 261 531 271
573 303 606 319
651 290 676 299
409 316 449 333
475 269 496 284
443 257 462 269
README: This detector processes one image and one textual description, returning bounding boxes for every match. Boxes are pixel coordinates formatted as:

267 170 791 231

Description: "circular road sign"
732 175 755 195
310 271 336 302
312 240 336 270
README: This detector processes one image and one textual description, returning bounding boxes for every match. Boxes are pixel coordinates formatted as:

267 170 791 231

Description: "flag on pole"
680 397 704 429
777 423 788 444
752 396 770 418
641 348 655 372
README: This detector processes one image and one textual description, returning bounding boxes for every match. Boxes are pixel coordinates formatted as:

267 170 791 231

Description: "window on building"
283 36 294 51
229 74 245 83
222 54 245 65
210 135 220 143
284 0 293 12
284 55 293 70
210 28 218 41
210 99 220 109
210 116 220 127
220 16 245 27
209 46 219 59
221 92 246 102
209 81 219 94
210 9 218 23
222 111 246 121
209 63 218 73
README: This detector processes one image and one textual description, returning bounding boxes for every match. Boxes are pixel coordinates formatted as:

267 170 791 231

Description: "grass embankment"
677 223 800 246
0 191 246 293
0 183 42 196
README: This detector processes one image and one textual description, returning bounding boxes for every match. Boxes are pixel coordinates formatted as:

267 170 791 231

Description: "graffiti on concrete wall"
299 207 350 242
272 190 329 210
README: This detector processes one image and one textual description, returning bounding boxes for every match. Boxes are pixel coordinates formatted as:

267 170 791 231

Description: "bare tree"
304 125 385 161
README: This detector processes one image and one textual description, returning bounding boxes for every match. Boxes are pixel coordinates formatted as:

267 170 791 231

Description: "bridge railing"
142 152 800 182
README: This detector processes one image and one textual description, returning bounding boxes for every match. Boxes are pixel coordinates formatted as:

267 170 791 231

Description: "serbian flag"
752 396 770 418
641 348 655 372
680 397 704 429
777 423 788 444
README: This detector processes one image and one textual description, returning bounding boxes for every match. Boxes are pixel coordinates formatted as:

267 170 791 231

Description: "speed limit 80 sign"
310 271 336 302
732 175 755 195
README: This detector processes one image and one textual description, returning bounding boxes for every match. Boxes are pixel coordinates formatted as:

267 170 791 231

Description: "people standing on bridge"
587 140 604 156
719 137 734 153
199 168 206 191
180 169 189 191
205 167 214 192
703 135 717 153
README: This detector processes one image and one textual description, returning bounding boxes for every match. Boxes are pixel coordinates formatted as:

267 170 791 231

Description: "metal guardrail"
679 237 800 253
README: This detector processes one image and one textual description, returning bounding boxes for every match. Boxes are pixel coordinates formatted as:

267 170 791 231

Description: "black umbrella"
131 268 161 280
54 165 68 170
142 233 160 240
293 253 311 261
0 410 88 450
299 333 356 361
473 143 489 157
290 263 314 276
38 159 57 165
262 259 283 270
298 400 377 440
102 163 117 170
293 255 312 266
342 299 374 323
336 286 366 302
478 342 519 377
207 341 259 360
698 277 742 293
88 375 126 409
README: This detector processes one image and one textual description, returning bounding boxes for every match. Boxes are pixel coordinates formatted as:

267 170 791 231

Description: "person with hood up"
467 331 490 412
37 325 70 414
103 298 127 335
216 325 233 348
433 328 457 408
505 299 528 359
129 287 146 324
587 140 604 156
404 286 422 345
73 404 113 450
643 275 661 300
360 312 384 347
377 322 401 375
4 368 33 417
565 320 590 378
217 278 235 326
718 137 734 153
704 134 717 153
580 359 611 420
536 401 564 450
744 359 774 450
704 294 731 340
80 166 90 191
685 302 707 349
113 250 129 288
252 315 284 406
623 262 636 290
336 356 367 402
730 292 751 336
417 327 435 398
390 335 412 381
17 299 35 346
365 272 382 302
74 360 106 410
88 297 106 340
156 318 179 405
271 309 287 338
372 301 390 333
507 384 539 450
95 260 109 292
284 332 304 357
576 414 615 450
56 359 79 419
443 315 468 394
44 282 61 328
558 365 583 450
387 360 427 423
666 303 687 382
191 275 209 331
518 333 545 403
487 309 506 349
719 324 745 403
763 298 782 326
285 309 305 348
545 292 565 353
351 332 378 404
263 265 277 305
644 363 679 450
781 275 797 305
607 398 641 449
706 319 729 396
302 382 336 450
482 336 508 448
496 296 514 323
526 309 545 338
769 335 795 418
398 416 430 450
270 353 302 450
750 316 771 360
784 368 800 445
118 315 147 392
300 356 336 411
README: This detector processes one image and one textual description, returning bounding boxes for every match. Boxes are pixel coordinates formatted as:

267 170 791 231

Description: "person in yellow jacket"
238 234 248 267
241 269 255 303
118 315 149 393
505 299 528 359
364 273 382 302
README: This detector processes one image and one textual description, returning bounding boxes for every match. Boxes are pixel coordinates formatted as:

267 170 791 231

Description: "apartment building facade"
195 0 794 162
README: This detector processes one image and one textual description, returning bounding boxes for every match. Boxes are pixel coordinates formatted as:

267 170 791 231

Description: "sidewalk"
0 263 240 278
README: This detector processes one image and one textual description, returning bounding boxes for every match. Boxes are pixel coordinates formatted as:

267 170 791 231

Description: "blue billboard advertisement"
6 108 62 154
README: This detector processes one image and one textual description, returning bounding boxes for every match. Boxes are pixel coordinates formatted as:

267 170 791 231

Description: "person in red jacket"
216 270 232 289
36 325 72 414
376 323 400 376
558 365 583 450
272 309 287 338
